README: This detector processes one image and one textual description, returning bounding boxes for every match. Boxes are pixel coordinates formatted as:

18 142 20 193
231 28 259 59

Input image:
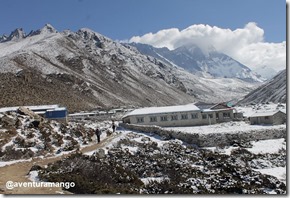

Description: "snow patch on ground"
165 121 285 134
254 167 286 184
247 138 285 155
141 177 169 185
0 158 32 167
28 170 40 182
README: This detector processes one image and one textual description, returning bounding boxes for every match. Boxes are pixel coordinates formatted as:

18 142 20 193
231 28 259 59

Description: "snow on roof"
46 107 66 111
249 110 284 117
124 103 200 117
0 105 61 113
26 105 60 111
69 112 97 116
0 107 19 113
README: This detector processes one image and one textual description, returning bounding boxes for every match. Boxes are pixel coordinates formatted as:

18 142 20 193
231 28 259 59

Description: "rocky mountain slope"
129 43 262 82
237 69 286 105
0 24 196 112
0 24 258 112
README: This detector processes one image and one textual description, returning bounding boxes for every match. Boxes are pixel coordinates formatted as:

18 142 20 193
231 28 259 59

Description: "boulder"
94 149 106 159
0 115 16 127
17 107 42 120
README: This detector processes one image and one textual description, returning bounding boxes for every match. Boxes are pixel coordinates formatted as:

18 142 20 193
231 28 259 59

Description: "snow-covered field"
165 121 285 134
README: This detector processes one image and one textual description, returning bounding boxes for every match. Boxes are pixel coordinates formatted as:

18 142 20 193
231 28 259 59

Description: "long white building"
122 102 236 127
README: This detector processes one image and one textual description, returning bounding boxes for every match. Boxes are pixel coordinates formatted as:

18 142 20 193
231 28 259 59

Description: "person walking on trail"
95 128 101 143
112 121 116 133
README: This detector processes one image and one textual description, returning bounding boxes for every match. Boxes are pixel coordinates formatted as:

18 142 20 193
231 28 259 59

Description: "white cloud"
129 23 286 72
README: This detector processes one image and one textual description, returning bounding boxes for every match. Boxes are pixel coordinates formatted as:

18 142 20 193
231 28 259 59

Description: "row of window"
136 112 232 123
137 113 213 123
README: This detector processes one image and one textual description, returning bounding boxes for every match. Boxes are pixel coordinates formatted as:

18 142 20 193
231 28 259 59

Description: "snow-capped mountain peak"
26 24 58 37
0 34 8 42
5 28 26 42
40 23 58 34
130 42 263 82
77 28 112 44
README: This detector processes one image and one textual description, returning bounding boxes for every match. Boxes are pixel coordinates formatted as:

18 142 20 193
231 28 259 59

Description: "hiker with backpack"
95 127 101 143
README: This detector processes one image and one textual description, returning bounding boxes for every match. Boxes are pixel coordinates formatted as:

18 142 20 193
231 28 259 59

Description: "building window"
150 116 157 122
137 117 144 123
265 116 269 120
202 114 207 119
191 113 198 119
160 116 168 121
181 114 188 120
208 114 213 119
223 112 230 118
171 115 178 121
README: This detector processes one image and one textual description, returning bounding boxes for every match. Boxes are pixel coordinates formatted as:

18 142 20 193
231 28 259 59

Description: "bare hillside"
238 69 286 105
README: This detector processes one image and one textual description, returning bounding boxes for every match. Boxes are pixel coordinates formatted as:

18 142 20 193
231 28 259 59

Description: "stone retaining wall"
120 123 286 147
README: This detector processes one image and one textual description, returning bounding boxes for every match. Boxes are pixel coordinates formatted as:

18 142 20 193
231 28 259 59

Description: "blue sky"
0 0 286 42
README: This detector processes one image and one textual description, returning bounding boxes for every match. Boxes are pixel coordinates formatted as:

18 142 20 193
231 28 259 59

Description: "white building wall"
128 111 220 127
215 109 234 123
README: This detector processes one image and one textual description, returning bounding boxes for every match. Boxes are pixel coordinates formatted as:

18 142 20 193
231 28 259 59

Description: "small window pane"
191 113 198 119
137 117 144 123
171 115 178 120
181 114 188 120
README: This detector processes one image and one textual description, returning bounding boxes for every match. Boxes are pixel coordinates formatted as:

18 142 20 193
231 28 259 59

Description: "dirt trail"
0 134 119 194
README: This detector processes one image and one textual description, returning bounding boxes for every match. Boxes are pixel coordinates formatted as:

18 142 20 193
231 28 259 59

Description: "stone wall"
120 123 286 147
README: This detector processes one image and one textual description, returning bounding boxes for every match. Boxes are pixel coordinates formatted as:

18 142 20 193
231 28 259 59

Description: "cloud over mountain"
129 23 286 72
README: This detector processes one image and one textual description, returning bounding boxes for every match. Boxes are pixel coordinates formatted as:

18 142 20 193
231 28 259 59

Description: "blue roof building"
45 107 67 122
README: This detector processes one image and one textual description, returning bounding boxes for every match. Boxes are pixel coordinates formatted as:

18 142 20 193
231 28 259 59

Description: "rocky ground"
36 131 286 194
0 134 118 194
0 109 111 161
0 109 286 195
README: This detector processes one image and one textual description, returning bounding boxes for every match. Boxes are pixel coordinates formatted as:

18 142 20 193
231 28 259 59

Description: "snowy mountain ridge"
0 24 258 111
129 42 263 82
0 24 57 43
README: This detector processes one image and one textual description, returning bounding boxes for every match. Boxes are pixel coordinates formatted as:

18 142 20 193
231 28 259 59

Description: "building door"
216 113 219 120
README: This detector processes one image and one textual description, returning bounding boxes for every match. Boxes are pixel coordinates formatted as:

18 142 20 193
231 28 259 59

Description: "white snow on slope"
0 33 60 57
254 167 286 184
0 158 33 168
247 138 285 155
165 121 285 134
